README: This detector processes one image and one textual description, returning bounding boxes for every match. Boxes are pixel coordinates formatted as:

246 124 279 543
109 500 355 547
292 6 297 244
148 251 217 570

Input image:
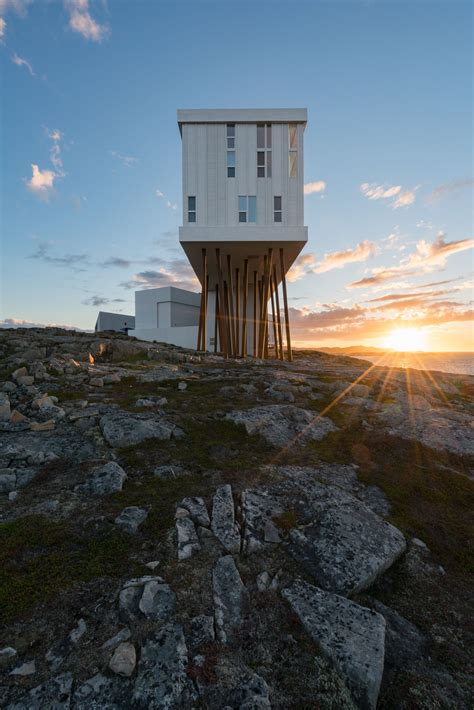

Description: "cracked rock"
211 484 241 554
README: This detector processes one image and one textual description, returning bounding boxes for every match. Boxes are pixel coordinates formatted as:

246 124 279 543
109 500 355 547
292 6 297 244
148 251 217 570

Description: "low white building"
129 286 201 347
95 311 135 334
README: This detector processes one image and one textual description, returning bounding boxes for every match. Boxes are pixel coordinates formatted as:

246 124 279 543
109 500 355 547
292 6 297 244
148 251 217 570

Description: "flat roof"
177 108 307 127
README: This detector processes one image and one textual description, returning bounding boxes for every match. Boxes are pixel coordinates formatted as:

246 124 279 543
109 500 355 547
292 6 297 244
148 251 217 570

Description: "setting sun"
383 328 426 352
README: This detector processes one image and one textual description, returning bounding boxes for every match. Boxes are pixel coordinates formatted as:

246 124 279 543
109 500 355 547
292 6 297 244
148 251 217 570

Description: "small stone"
109 642 136 677
30 420 55 431
10 660 36 676
16 375 35 386
2 381 17 393
90 377 104 387
103 373 121 384
175 506 190 519
101 628 132 650
145 560 160 571
138 580 176 621
264 519 281 543
177 381 187 391
180 496 210 527
0 473 16 494
12 366 28 380
69 618 87 644
10 409 28 423
115 506 148 534
0 646 17 670
256 571 271 592
176 517 201 560
76 461 127 496
0 393 11 421
32 394 56 410
8 491 18 502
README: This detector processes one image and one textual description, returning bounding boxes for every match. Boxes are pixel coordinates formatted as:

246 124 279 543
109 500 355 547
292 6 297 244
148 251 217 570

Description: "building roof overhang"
177 108 307 134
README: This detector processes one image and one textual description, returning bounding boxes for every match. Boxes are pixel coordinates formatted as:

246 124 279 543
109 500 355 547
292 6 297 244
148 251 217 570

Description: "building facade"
178 108 308 359
95 311 135 334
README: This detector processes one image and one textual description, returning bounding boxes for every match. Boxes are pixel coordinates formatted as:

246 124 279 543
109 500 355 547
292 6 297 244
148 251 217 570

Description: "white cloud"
315 240 378 273
0 17 6 37
11 52 34 75
26 165 56 200
64 0 107 42
0 0 32 39
304 180 326 195
156 188 178 211
360 182 416 209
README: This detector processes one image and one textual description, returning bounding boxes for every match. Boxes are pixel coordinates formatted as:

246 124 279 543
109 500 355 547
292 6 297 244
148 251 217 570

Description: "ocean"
352 352 473 376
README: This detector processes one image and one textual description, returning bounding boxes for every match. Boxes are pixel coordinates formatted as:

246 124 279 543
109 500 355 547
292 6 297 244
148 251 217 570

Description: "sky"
1 0 473 351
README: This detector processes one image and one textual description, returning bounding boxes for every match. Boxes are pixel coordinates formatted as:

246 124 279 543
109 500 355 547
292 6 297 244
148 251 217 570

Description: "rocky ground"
0 328 473 709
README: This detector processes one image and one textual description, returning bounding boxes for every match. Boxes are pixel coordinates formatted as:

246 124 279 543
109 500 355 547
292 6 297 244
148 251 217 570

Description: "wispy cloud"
304 180 326 195
11 52 34 75
82 295 127 307
0 0 32 40
360 182 416 209
64 0 108 41
288 240 377 281
110 150 139 168
0 17 6 38
120 257 198 292
25 128 65 200
426 178 474 204
27 241 91 272
156 189 178 211
349 233 474 289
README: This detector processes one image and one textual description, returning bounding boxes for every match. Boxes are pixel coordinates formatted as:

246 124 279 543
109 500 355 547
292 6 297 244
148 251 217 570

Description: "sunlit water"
353 352 473 376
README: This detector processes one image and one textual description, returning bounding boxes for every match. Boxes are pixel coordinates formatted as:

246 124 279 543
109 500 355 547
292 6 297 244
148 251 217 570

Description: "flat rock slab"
100 412 176 448
7 672 73 709
226 404 338 447
213 555 247 645
133 623 195 708
211 484 241 554
119 576 175 623
282 580 385 710
114 506 148 533
241 488 284 554
288 482 406 595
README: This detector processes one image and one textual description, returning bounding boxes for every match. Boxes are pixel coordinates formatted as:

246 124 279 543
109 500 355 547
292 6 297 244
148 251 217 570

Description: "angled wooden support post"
270 273 279 359
273 265 284 360
241 259 249 357
258 256 267 358
279 248 292 362
252 271 257 357
263 248 273 359
215 248 228 357
235 267 240 356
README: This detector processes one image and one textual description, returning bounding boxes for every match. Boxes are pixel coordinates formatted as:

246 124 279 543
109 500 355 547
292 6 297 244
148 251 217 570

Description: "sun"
383 328 426 352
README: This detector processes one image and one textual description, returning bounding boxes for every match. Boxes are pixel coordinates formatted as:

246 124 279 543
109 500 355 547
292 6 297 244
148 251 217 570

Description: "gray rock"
176 516 201 560
133 623 195 708
228 670 272 709
282 579 385 710
241 488 283 553
75 461 127 496
180 496 210 526
213 555 246 645
0 647 17 671
101 627 132 650
16 375 35 386
288 487 406 595
153 464 187 480
372 600 429 671
0 393 11 422
188 615 215 649
256 571 271 592
138 579 176 621
100 412 176 448
7 672 73 709
211 484 241 554
10 660 36 676
0 473 16 494
109 642 136 677
115 506 148 533
69 618 87 644
264 386 295 402
226 404 338 447
72 673 117 707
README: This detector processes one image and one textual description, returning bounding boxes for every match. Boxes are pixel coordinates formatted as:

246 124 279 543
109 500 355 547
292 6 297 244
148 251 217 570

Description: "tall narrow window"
274 196 282 222
188 196 196 223
238 196 256 223
256 123 272 177
227 124 235 177
288 123 298 177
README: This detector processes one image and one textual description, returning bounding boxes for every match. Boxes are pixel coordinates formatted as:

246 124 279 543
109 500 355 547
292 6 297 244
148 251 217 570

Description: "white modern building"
129 108 309 359
95 311 135 333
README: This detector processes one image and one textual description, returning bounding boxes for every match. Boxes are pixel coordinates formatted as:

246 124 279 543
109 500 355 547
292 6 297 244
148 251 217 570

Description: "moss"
0 516 138 624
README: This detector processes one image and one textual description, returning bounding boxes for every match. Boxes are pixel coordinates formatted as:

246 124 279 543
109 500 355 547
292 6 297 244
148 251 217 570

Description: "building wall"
135 286 201 330
95 312 135 332
181 119 305 230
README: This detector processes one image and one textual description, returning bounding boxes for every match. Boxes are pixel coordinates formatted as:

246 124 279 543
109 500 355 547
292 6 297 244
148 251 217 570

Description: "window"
288 123 298 177
274 196 282 222
188 195 196 223
227 124 235 177
256 123 272 177
238 195 256 223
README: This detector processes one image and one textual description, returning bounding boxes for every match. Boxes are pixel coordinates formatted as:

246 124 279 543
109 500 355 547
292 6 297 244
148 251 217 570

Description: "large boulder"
100 412 177 448
75 461 127 496
282 579 385 710
226 405 338 447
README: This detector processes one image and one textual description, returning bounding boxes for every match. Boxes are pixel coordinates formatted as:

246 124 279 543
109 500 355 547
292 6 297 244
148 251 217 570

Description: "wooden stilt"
273 266 284 360
257 278 264 358
223 280 232 356
215 249 228 357
258 257 267 358
226 255 236 356
264 248 273 359
201 248 208 351
279 248 292 362
252 271 257 357
270 274 278 359
214 284 219 353
241 259 249 357
235 267 240 357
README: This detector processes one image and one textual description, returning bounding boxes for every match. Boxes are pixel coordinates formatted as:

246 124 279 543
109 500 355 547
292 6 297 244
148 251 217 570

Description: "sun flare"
383 328 426 352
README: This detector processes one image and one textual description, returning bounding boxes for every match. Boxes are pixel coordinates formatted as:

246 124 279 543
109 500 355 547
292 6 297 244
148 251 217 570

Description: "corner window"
227 124 235 177
188 196 196 223
256 123 272 177
274 196 282 222
238 195 256 223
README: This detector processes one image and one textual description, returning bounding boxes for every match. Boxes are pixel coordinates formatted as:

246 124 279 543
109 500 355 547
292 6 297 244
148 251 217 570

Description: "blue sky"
1 0 473 349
